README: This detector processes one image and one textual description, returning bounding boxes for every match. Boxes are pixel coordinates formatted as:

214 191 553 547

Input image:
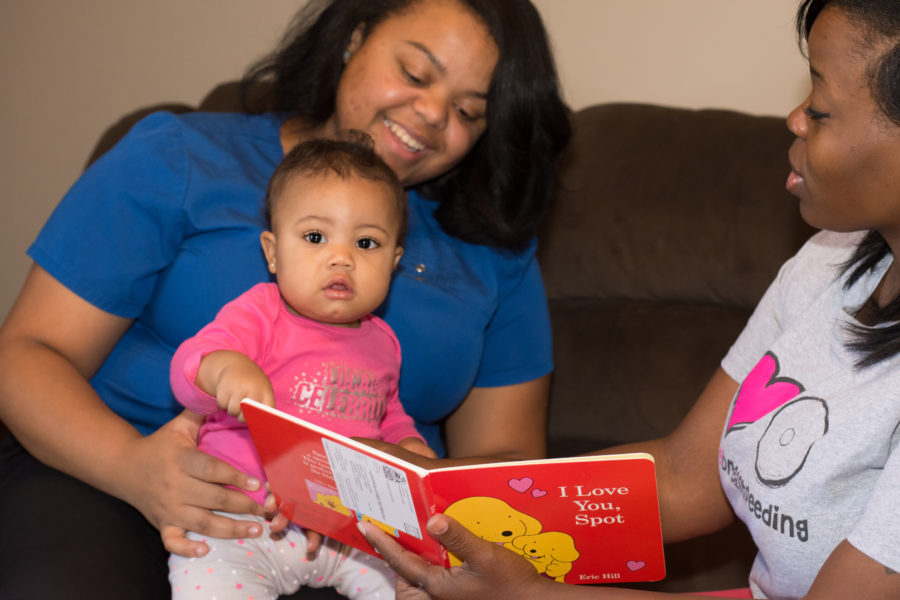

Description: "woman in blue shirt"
0 0 570 597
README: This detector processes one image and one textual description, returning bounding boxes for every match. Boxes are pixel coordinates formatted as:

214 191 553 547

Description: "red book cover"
242 399 666 584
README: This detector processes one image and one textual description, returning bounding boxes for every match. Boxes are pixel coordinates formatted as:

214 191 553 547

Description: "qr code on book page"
322 439 422 539
382 465 407 484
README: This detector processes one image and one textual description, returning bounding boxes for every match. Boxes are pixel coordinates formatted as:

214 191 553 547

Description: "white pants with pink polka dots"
168 513 396 599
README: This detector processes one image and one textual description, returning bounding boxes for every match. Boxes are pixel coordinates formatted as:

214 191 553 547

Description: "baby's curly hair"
264 131 407 244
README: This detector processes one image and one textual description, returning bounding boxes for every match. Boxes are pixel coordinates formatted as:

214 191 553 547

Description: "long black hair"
242 0 571 251
797 0 900 367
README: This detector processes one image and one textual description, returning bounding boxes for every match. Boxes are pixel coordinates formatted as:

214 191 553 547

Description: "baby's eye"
357 237 380 250
304 231 325 244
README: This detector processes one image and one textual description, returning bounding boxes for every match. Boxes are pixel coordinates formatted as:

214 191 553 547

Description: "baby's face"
261 173 403 326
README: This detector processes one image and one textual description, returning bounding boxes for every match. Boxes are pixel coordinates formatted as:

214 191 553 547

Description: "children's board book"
242 399 666 584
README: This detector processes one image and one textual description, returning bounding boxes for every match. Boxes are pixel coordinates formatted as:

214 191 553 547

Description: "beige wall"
0 0 810 320
534 0 809 116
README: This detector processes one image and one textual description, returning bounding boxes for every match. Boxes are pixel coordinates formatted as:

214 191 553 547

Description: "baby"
168 134 432 599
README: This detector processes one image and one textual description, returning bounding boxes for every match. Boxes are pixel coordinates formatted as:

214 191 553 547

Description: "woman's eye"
456 106 484 123
402 66 425 85
804 106 830 121
456 106 474 122
304 231 324 244
357 237 380 250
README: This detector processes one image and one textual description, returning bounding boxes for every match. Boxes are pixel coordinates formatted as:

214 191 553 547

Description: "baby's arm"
194 350 274 419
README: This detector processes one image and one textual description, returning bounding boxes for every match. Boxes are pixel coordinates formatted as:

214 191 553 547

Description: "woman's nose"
414 89 449 130
786 95 810 139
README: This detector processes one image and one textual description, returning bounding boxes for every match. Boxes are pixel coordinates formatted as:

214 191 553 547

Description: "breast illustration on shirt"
725 351 830 488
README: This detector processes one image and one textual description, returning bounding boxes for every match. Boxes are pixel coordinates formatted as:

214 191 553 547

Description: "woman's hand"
120 409 268 557
359 513 549 600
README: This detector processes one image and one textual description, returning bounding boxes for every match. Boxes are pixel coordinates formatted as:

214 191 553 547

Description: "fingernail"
249 524 261 536
356 522 368 538
247 478 261 490
427 515 448 534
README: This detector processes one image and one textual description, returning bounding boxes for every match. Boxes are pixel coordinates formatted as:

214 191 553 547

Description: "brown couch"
540 102 815 592
12 91 815 595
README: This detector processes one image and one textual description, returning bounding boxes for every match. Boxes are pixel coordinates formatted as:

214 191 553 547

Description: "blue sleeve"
28 112 188 318
473 248 553 388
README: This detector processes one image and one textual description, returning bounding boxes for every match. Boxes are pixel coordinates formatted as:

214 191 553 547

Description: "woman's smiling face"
786 6 900 237
323 0 499 188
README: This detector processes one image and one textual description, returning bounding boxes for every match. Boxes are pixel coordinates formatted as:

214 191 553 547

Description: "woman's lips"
786 169 805 193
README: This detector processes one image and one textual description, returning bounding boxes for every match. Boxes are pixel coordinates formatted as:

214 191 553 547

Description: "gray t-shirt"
720 230 900 599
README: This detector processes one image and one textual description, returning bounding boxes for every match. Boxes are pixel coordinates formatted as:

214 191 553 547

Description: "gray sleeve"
847 424 900 572
721 230 862 384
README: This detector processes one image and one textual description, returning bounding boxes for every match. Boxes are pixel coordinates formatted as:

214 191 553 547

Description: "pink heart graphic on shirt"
626 560 646 572
726 352 802 433
531 488 547 498
508 477 534 493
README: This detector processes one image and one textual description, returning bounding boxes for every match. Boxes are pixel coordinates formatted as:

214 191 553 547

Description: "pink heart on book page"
508 477 533 493
626 560 646 571
531 488 547 498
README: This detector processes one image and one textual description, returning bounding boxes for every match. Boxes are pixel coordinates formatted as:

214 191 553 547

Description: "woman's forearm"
0 263 140 498
443 376 550 461
0 336 142 498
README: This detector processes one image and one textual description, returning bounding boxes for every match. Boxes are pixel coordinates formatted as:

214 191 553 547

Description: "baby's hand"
196 350 274 420
398 437 438 459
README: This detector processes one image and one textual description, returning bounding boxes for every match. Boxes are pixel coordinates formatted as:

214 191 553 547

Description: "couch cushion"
539 103 816 310
546 299 750 456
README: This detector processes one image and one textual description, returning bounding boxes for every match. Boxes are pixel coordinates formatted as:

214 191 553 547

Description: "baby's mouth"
324 278 353 299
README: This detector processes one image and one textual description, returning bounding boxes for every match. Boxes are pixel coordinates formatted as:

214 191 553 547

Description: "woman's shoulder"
771 229 869 312
775 229 864 283
101 110 283 168
797 229 866 263
111 111 284 185
140 111 283 153
173 111 282 137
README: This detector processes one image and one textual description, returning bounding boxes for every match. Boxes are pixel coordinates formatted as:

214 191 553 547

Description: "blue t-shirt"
29 111 553 456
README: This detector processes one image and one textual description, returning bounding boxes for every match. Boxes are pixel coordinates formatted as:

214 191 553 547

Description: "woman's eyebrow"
405 40 446 75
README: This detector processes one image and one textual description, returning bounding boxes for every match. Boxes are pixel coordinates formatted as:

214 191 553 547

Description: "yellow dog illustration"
444 497 542 566
314 493 352 517
510 531 580 582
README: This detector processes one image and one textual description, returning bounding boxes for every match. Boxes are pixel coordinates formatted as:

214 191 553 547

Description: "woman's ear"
260 231 277 273
345 23 366 62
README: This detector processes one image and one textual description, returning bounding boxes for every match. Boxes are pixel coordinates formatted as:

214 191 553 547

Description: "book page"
322 438 423 539
427 453 665 583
